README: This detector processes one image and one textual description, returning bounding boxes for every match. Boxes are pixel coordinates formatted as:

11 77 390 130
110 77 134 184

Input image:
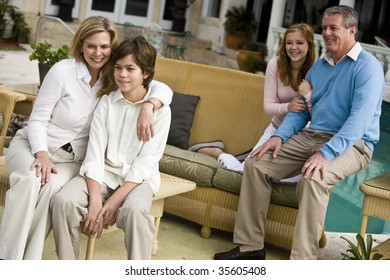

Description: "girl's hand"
298 80 312 97
288 97 307 113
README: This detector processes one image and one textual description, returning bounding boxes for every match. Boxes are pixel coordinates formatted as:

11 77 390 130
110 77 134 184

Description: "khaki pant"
0 130 81 259
233 128 372 259
51 175 155 260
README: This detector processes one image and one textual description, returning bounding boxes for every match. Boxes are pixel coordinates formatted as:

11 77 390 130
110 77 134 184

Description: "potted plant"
29 41 69 84
0 0 30 43
237 41 268 73
340 234 387 260
242 55 268 74
223 5 257 50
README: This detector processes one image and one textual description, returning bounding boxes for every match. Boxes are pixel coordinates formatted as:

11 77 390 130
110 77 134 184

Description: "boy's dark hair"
112 36 156 87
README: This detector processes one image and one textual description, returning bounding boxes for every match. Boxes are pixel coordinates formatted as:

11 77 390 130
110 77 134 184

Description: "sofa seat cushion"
212 167 243 194
159 144 299 208
212 167 298 207
160 144 220 187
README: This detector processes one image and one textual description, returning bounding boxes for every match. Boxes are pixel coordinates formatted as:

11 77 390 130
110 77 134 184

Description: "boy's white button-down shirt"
80 88 171 194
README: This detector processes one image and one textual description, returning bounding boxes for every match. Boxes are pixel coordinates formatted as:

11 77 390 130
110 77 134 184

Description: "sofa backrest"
155 57 272 155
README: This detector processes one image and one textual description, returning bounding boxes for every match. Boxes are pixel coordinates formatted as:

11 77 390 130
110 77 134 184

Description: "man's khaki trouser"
233 128 372 260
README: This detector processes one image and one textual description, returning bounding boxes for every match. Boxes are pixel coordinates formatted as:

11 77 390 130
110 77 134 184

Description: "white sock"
218 154 244 172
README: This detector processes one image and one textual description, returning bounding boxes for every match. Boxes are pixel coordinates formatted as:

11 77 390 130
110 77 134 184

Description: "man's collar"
346 42 362 61
324 42 362 65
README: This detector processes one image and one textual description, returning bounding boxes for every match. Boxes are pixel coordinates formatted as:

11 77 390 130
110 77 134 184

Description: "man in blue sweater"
215 5 385 260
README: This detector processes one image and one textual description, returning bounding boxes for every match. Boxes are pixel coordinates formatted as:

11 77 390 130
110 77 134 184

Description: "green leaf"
356 234 367 259
366 234 373 256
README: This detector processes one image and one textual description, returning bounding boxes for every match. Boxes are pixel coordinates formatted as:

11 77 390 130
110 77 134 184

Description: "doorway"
45 0 81 19
247 0 273 44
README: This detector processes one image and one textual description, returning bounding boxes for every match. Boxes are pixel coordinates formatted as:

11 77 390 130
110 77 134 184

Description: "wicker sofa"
154 57 326 251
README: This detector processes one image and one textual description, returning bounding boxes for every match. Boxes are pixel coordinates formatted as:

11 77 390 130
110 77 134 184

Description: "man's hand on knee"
251 136 282 160
302 152 328 180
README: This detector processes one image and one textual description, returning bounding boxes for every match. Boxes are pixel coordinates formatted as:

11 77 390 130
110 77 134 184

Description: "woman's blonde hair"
69 16 119 96
277 23 315 87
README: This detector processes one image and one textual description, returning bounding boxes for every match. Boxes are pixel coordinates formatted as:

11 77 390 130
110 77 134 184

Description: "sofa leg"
200 226 211 238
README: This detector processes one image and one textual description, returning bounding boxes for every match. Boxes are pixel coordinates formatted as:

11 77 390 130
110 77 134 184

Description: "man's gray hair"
324 5 358 39
324 5 358 29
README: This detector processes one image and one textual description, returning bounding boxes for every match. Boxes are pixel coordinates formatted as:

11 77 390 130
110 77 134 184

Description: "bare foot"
197 147 224 159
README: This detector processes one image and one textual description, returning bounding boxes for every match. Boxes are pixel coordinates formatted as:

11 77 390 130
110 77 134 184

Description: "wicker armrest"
0 86 27 155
